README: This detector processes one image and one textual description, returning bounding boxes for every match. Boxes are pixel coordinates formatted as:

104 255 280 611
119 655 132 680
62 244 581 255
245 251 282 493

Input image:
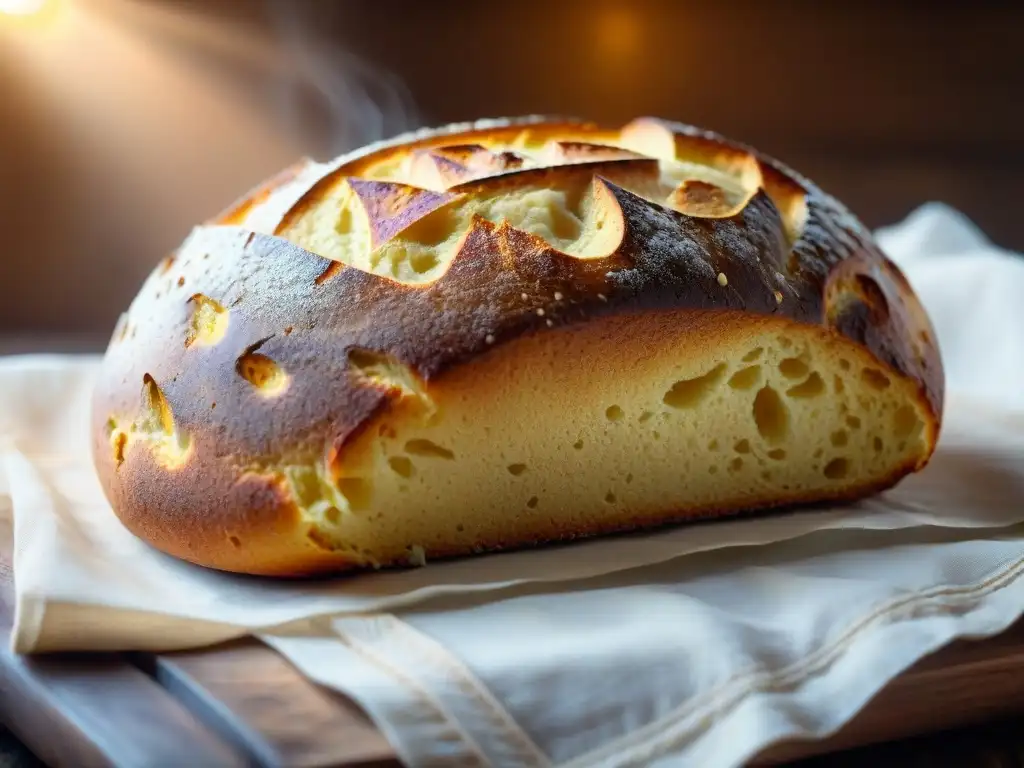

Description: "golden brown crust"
92 116 945 576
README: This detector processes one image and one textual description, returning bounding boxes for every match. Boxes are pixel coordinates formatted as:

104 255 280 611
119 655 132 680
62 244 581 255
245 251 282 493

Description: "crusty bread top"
93 117 943 569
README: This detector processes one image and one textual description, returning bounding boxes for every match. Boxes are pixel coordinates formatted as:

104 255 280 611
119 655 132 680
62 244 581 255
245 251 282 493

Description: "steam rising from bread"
264 0 420 159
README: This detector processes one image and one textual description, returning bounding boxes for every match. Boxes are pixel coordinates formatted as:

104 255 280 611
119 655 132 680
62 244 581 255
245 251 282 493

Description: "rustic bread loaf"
92 116 944 576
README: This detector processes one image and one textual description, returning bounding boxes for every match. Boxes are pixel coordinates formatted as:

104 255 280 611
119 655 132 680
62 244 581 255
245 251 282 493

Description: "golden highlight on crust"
272 126 763 286
91 115 945 577
347 348 434 412
276 160 645 283
185 294 229 348
107 375 192 472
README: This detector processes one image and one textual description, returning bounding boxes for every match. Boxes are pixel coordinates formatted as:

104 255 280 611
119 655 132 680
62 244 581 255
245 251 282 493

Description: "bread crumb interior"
270 313 928 567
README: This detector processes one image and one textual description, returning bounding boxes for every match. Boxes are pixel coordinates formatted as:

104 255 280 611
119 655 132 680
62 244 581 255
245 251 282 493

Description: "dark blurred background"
0 0 1021 351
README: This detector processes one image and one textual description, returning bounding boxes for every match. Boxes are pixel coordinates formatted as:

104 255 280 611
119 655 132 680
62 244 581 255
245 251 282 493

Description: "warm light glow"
0 0 45 15
0 0 306 256
0 0 62 29
595 5 642 60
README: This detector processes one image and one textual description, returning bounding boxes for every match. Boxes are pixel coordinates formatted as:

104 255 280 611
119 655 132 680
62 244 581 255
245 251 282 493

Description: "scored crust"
92 116 944 576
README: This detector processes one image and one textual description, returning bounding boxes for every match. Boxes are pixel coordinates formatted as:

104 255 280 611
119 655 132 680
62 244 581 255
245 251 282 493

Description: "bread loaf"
92 116 944 576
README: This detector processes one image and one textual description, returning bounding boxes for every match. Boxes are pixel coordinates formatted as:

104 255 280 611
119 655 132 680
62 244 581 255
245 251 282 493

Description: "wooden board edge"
0 550 248 768
755 619 1024 764
0 649 251 768
149 641 399 768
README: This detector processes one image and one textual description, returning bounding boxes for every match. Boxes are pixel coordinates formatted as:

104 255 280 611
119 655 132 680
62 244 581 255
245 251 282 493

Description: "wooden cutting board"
0 541 1022 768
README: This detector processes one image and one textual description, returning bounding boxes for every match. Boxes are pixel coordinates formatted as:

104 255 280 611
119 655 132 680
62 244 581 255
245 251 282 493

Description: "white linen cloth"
2 203 1024 766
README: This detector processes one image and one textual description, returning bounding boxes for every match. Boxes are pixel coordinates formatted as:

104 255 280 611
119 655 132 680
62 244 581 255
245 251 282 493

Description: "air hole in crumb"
787 372 825 399
526 496 539 509
778 357 809 379
405 439 455 460
456 524 465 533
834 375 845 394
894 405 919 438
824 458 849 479
337 478 372 511
831 430 849 447
573 439 584 450
862 368 891 390
813 448 824 459
708 439 720 451
753 385 789 444
229 536 241 548
708 465 718 474
733 439 751 454
873 436 884 452
606 405 624 422
768 448 786 460
507 463 527 476
408 250 440 275
237 352 289 395
663 364 727 408
729 457 743 472
846 415 862 429
625 473 633 484
605 492 617 504
652 431 661 440
742 347 764 362
778 336 793 349
388 456 414 478
638 411 653 424
840 359 851 371
761 470 772 481
324 507 341 524
728 365 761 391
